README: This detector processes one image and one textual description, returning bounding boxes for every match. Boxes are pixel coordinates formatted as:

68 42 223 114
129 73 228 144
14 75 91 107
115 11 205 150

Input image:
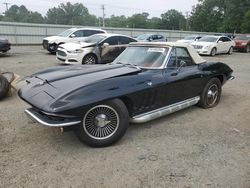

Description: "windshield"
184 36 196 40
199 36 218 42
82 35 107 43
136 34 150 40
234 36 249 40
58 29 74 37
113 46 169 68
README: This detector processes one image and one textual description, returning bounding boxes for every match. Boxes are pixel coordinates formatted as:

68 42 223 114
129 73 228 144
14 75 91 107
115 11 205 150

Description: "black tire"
0 75 10 100
210 47 217 56
198 78 222 109
75 99 129 147
228 46 233 55
82 54 97 64
245 45 250 53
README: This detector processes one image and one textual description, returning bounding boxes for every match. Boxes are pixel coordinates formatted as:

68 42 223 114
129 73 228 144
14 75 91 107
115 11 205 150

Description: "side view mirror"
148 38 152 41
70 34 76 38
218 40 223 43
102 43 109 47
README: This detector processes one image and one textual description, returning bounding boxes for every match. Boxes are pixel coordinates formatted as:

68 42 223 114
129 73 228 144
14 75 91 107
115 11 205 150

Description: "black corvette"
18 42 234 147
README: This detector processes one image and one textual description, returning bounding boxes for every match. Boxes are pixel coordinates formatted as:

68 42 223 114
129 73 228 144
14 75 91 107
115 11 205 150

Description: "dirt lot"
0 46 250 188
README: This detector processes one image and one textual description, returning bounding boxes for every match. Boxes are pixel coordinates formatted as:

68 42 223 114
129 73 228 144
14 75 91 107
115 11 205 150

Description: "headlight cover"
68 49 83 53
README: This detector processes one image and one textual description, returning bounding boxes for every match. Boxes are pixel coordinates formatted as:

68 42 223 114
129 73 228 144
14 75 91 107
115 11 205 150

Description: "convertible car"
18 42 234 147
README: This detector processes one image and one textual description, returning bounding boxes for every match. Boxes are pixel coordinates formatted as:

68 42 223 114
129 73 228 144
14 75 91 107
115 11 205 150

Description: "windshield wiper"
115 62 141 69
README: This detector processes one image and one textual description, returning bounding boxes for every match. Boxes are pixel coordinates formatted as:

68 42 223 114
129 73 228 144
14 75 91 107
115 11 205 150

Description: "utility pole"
3 2 10 12
101 4 105 27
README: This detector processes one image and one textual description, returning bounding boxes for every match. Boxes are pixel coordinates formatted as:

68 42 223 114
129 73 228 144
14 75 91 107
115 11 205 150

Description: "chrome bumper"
227 75 235 80
25 108 81 127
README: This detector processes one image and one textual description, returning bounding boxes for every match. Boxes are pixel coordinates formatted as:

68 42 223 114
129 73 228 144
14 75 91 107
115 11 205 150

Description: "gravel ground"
0 46 250 188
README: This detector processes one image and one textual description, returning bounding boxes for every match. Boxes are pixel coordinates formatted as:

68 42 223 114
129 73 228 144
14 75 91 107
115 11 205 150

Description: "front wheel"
75 99 129 147
198 78 222 109
210 48 217 56
0 75 10 100
82 54 97 64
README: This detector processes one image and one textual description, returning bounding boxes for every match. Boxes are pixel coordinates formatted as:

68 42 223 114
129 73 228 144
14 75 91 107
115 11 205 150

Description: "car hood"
191 41 214 46
177 39 194 43
234 39 249 43
43 36 67 43
59 42 95 51
19 64 142 111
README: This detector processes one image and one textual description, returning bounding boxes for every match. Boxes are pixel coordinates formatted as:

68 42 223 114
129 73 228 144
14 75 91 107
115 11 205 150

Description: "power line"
101 4 105 27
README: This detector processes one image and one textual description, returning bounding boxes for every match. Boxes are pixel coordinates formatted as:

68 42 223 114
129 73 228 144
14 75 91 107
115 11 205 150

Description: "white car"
191 35 235 56
177 35 202 44
56 33 137 65
42 28 106 53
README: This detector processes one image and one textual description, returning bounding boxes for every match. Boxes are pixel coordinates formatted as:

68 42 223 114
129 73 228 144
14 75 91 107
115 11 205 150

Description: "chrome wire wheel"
206 84 218 106
83 55 96 64
83 105 119 140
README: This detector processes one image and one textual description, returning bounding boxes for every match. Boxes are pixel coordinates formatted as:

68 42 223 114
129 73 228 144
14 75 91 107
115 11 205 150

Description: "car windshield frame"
199 36 218 42
82 34 107 44
58 29 75 37
112 46 170 69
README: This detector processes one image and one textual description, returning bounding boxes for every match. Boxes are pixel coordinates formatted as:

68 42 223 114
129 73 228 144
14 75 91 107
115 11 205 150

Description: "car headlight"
204 45 210 50
67 49 83 53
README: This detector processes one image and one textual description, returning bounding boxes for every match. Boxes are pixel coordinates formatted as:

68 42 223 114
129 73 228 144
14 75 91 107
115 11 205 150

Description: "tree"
127 12 150 28
45 2 98 26
241 10 250 33
106 15 128 28
160 9 186 30
3 5 44 23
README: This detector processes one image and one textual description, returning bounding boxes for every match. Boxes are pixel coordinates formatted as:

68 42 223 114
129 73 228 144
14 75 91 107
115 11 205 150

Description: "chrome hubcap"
207 84 218 106
94 114 110 128
85 56 95 64
83 105 119 140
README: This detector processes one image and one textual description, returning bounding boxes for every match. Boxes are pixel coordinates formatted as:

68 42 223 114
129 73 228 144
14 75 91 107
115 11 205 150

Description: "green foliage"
3 5 44 23
190 0 250 33
241 10 250 33
127 12 150 29
106 15 128 28
160 9 186 30
45 2 98 26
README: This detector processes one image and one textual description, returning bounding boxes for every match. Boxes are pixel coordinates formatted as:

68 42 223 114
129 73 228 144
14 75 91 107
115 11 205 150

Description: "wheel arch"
118 96 134 117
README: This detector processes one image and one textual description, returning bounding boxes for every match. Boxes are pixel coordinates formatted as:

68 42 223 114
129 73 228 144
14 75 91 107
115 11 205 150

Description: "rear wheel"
210 48 217 56
228 46 233 55
82 54 97 64
198 78 222 108
246 45 250 53
75 99 129 147
0 75 10 100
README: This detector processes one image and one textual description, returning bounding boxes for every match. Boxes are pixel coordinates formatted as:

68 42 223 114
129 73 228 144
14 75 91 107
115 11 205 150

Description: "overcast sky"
0 0 199 18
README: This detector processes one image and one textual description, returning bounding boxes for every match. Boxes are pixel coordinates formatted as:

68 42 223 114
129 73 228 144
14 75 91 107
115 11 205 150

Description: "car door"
162 47 205 105
222 37 233 52
99 36 120 63
216 37 225 53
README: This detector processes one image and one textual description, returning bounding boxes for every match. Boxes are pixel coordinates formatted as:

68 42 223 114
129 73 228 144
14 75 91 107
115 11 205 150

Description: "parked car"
191 35 235 56
136 34 167 42
56 33 137 65
42 28 106 53
177 35 202 43
18 42 234 147
233 35 250 52
0 38 11 53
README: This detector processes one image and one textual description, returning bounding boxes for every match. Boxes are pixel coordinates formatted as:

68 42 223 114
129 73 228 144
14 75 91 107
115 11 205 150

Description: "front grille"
43 40 48 49
192 45 203 49
57 50 67 57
